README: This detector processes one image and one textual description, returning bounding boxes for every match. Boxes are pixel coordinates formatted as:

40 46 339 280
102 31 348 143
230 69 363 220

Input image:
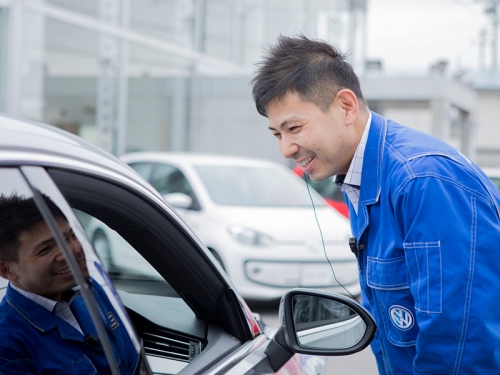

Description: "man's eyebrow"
31 236 56 254
268 117 300 131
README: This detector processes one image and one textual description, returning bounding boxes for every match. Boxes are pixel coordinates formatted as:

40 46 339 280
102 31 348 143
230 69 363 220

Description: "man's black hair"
0 193 65 262
251 34 366 117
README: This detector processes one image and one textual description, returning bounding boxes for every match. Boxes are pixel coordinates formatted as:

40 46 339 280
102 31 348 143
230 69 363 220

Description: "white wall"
475 90 500 167
382 108 433 134
476 90 500 149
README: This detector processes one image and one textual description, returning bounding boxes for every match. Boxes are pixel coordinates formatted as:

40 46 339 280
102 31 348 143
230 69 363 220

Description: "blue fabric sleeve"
394 175 500 374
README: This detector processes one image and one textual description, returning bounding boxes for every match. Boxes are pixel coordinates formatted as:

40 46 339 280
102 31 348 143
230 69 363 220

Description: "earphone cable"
303 173 356 300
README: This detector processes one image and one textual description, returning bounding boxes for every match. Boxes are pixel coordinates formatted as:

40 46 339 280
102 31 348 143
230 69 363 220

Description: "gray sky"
366 0 491 73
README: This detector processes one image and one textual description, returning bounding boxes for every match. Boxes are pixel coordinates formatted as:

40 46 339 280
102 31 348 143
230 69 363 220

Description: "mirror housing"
164 193 192 209
265 288 376 372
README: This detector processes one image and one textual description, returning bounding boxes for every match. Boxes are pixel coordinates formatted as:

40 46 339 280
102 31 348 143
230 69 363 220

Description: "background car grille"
141 324 202 362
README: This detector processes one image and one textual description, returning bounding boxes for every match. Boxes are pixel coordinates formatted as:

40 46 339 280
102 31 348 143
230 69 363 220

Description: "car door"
47 165 368 375
1 164 270 375
52 164 329 375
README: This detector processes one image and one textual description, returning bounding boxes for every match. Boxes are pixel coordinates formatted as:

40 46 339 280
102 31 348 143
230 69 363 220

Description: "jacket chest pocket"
55 356 97 375
367 256 419 347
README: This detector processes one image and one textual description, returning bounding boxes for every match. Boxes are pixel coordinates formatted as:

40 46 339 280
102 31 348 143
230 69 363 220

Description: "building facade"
0 0 367 161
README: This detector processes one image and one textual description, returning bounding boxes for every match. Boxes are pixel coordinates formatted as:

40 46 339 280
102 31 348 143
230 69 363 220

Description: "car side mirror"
265 289 376 372
163 193 192 209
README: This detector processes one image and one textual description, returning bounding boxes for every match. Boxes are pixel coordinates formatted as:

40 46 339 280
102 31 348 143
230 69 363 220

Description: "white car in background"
114 153 359 301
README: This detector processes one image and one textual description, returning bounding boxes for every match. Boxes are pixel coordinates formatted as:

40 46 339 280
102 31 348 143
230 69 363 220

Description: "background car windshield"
195 165 326 207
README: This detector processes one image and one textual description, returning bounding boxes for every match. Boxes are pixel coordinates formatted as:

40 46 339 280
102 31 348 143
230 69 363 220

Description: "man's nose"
69 237 84 255
55 238 82 261
55 249 66 262
280 136 299 159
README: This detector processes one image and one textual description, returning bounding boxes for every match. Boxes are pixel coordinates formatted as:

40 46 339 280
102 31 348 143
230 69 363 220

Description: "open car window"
0 165 245 375
46 168 248 375
76 211 173 289
75 210 204 374
0 167 145 375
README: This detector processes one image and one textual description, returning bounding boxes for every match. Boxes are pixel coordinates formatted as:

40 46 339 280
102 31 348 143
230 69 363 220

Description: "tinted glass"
195 165 326 207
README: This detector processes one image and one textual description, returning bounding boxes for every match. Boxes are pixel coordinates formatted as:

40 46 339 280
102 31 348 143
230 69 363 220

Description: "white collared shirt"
11 283 83 334
336 112 372 215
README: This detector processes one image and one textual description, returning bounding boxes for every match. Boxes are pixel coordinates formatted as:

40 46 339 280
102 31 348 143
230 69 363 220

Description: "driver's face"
7 216 88 301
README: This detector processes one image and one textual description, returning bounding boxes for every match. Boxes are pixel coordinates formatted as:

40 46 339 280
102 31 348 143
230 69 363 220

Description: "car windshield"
195 165 326 207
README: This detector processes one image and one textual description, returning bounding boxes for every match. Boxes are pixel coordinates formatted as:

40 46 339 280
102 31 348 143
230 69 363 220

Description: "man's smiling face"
267 91 358 182
7 216 88 301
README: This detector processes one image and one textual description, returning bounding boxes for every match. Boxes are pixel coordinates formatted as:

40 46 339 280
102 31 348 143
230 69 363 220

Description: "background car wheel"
92 230 115 272
208 249 225 271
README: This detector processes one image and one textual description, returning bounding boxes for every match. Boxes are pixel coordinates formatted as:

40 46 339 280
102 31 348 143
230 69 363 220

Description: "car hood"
215 205 352 243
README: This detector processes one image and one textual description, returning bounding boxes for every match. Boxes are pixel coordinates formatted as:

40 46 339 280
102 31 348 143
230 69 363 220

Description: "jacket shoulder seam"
393 172 491 204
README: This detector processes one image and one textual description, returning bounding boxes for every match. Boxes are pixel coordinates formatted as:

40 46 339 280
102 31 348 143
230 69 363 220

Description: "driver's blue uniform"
0 281 139 374
349 111 500 374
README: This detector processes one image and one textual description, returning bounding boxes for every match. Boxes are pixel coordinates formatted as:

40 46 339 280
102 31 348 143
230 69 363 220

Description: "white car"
116 152 360 301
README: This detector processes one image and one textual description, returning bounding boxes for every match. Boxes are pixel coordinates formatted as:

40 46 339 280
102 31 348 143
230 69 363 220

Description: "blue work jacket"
350 111 500 374
0 282 139 374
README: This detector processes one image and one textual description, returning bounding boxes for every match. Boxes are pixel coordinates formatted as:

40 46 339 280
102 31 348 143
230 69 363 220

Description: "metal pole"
479 27 487 71
484 0 500 70
96 0 119 154
116 0 130 156
6 0 22 117
492 2 498 70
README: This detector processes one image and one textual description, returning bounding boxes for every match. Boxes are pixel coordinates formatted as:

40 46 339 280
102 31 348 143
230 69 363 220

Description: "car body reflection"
297 314 366 349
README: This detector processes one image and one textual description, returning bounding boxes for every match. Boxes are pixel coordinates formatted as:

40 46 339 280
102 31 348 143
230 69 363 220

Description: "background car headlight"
227 225 274 247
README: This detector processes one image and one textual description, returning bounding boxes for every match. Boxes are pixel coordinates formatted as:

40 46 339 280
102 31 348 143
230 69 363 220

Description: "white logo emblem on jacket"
389 305 414 331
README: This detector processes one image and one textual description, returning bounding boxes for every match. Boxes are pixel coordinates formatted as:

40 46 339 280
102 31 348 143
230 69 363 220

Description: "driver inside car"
0 193 138 374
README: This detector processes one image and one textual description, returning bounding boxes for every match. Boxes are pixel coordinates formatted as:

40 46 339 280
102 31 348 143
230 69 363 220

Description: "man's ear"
334 89 359 126
0 260 18 281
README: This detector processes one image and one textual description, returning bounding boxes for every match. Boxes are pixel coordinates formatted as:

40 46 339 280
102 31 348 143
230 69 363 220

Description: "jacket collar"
6 283 85 342
349 111 386 239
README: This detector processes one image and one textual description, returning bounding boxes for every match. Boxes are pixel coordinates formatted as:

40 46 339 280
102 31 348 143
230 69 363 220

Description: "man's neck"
10 282 63 302
355 108 370 142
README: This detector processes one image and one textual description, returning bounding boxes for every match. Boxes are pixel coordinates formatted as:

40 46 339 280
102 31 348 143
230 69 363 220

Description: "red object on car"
293 166 349 218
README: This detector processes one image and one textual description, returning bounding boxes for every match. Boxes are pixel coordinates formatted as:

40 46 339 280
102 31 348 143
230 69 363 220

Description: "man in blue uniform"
251 35 500 374
0 194 139 374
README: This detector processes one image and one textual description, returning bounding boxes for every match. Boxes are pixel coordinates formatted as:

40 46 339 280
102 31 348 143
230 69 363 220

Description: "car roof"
0 114 157 194
122 151 287 169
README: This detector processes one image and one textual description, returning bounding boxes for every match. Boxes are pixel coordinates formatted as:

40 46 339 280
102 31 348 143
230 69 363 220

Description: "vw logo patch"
389 305 414 331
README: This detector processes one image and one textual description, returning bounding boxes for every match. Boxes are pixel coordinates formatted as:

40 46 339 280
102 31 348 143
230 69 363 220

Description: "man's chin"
307 172 332 183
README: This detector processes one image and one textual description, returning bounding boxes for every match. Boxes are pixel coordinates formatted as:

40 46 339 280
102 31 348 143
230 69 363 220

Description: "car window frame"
46 166 264 373
47 168 257 338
